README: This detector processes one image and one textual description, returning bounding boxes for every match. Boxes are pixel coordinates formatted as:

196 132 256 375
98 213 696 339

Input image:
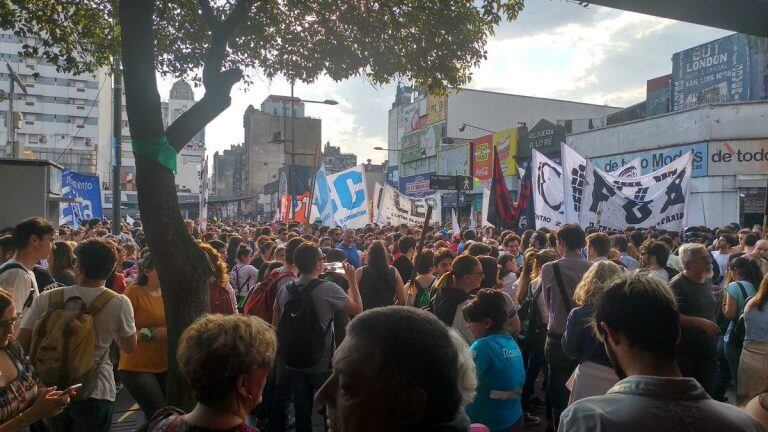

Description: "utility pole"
5 62 27 158
289 82 296 220
112 61 122 235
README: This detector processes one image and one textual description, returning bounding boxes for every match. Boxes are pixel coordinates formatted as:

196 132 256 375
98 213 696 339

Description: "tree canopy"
6 0 524 92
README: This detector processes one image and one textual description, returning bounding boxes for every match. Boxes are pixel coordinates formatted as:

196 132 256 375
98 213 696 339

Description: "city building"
322 141 357 174
241 95 321 215
211 144 244 199
0 30 111 178
567 33 768 228
387 85 623 222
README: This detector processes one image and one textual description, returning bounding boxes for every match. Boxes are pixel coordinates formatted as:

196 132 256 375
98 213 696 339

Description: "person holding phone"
0 287 76 431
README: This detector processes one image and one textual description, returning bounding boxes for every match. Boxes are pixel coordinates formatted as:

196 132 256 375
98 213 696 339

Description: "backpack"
209 280 236 315
0 262 35 309
518 284 546 348
29 287 116 400
243 268 295 322
276 279 330 369
727 282 751 349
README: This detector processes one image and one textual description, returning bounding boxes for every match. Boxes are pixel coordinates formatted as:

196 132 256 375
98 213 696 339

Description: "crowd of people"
2 215 768 431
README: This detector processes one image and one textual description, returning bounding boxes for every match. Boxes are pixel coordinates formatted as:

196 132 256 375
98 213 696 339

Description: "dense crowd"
2 216 768 431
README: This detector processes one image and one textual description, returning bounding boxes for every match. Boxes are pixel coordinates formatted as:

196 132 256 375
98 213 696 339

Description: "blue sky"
159 1 729 165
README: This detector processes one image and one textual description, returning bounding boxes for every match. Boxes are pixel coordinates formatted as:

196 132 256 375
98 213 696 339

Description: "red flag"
487 148 517 229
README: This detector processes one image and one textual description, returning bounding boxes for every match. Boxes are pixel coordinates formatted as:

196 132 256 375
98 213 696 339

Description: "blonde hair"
573 260 623 306
177 314 277 405
199 242 229 286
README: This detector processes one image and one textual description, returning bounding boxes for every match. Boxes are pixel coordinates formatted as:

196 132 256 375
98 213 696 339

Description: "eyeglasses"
0 313 22 330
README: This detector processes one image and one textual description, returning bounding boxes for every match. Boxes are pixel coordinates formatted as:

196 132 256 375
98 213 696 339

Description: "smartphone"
64 383 83 393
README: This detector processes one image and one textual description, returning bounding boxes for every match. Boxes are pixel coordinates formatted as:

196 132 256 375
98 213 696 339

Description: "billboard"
60 170 103 227
398 101 420 137
493 128 519 176
646 74 671 117
400 122 443 163
708 140 768 176
590 143 708 178
672 33 751 111
518 119 565 159
399 172 435 198
472 134 494 181
427 93 446 125
438 144 471 176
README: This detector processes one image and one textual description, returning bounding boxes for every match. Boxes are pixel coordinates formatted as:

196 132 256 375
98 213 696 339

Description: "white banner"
579 152 692 231
374 183 441 226
309 164 369 229
532 150 565 230
561 143 643 223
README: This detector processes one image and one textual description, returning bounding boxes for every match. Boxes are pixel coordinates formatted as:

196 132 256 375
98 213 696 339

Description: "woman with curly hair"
145 314 276 431
562 260 624 404
199 242 237 315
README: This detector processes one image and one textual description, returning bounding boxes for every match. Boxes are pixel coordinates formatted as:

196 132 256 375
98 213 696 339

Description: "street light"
459 123 495 134
373 146 400 151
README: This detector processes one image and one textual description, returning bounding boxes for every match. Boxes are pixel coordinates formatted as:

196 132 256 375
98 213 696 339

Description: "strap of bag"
736 281 748 303
553 262 573 312
86 289 118 315
0 262 24 276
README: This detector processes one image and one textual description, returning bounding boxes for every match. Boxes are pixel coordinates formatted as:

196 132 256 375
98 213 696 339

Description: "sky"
157 0 730 167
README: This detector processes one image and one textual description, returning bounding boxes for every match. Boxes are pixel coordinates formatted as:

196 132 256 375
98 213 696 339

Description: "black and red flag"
513 163 535 234
487 148 518 229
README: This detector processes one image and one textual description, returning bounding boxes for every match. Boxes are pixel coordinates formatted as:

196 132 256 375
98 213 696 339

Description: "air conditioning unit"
85 138 92 146
39 135 47 143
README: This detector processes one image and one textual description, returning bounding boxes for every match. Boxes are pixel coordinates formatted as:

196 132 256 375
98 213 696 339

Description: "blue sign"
590 143 708 178
399 172 435 198
60 170 103 226
672 33 750 111
386 165 399 188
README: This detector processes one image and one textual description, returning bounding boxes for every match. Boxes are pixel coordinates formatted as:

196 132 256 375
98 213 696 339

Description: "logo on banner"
536 159 562 211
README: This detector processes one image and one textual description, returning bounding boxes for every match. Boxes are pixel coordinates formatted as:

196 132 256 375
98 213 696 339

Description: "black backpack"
518 285 546 347
277 279 330 369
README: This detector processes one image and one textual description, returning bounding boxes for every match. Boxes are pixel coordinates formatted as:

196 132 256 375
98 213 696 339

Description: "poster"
427 93 446 125
401 122 443 163
60 170 103 227
399 172 435 198
707 140 768 175
374 183 441 226
438 144 471 176
672 33 751 111
398 102 420 137
309 164 369 229
579 152 693 231
472 134 494 181
493 128 519 176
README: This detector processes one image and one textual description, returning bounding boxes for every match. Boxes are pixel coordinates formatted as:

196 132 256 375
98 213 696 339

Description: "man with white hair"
746 239 768 277
668 243 719 395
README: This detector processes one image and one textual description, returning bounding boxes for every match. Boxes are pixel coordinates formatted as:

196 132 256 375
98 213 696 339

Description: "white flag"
532 150 566 230
469 208 477 229
452 209 460 239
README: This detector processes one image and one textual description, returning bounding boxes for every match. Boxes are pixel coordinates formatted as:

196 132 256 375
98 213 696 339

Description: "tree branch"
166 0 253 152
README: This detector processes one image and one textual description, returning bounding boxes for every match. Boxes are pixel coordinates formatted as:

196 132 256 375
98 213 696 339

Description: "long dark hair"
463 289 507 334
366 240 389 275
136 253 155 286
729 256 764 289
226 236 243 269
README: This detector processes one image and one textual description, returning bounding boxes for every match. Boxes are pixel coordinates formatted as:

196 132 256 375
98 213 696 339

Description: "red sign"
472 134 494 181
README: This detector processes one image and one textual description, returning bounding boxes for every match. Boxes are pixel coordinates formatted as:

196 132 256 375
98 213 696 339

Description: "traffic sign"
458 175 473 191
429 175 457 190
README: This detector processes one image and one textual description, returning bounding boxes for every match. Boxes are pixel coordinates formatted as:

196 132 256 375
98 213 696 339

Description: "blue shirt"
724 280 757 343
337 242 361 269
465 333 525 431
745 298 768 342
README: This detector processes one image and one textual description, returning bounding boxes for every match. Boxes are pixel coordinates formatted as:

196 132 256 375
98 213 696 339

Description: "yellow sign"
427 94 446 125
493 128 518 176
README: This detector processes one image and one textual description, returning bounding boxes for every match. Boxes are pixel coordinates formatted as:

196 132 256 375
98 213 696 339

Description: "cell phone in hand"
64 383 83 393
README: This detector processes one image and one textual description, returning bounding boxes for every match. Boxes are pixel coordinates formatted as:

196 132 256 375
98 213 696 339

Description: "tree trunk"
119 0 212 410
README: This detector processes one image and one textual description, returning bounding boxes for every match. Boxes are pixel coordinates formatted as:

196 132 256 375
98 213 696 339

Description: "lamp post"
271 83 338 221
458 123 495 134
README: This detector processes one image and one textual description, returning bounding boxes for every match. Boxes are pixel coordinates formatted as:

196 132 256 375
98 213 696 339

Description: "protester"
712 234 735 282
540 224 592 427
739 274 768 401
315 306 477 432
407 249 437 308
429 255 484 344
337 229 362 269
611 235 638 270
18 238 137 432
671 243 720 394
49 240 77 286
559 273 764 431
463 289 525 432
586 232 611 262
251 240 276 269
638 241 676 283
199 242 238 315
0 217 54 311
118 252 167 425
722 256 763 385
434 247 456 278
392 235 417 282
356 240 406 309
230 245 259 310
562 260 624 404
145 314 276 432
273 242 363 432
498 253 519 302
503 234 524 269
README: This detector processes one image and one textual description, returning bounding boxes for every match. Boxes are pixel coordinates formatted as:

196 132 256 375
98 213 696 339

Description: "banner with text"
374 183 441 226
60 170 103 227
532 150 565 229
310 164 369 229
579 152 692 231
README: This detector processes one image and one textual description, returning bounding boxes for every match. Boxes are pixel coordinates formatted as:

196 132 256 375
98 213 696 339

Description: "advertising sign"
672 33 751 111
472 134 494 181
493 128 519 176
518 119 565 159
400 122 443 163
399 172 435 198
386 165 399 188
427 93 447 125
590 143 708 178
646 74 672 117
708 140 768 175
398 102 420 137
60 170 103 227
438 144 471 176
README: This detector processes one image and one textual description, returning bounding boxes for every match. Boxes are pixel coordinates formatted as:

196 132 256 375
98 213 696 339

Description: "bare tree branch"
166 0 254 152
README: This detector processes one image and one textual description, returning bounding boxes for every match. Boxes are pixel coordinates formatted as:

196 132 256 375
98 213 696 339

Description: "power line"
54 73 108 162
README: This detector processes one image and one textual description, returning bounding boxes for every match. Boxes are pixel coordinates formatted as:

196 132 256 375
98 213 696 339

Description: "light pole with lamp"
270 83 338 221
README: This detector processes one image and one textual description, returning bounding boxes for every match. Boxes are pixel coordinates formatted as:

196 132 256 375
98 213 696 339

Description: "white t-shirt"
230 264 259 298
20 286 136 401
0 259 39 312
711 251 731 279
640 268 670 284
